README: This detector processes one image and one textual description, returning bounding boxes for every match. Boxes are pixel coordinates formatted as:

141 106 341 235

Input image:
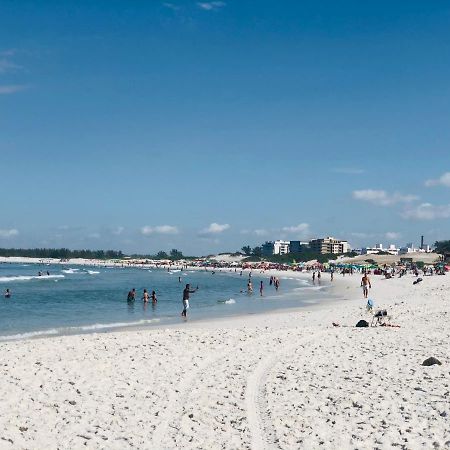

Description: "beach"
0 270 448 449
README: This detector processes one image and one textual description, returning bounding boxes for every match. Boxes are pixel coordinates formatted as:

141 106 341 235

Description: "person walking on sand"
361 273 371 299
331 270 334 282
181 284 198 318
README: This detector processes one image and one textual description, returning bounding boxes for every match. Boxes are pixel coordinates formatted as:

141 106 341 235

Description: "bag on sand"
356 319 369 327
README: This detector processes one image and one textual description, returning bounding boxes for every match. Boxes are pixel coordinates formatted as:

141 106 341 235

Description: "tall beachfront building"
262 240 291 256
309 237 349 254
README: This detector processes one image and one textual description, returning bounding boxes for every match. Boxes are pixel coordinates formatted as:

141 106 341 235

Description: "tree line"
0 248 124 260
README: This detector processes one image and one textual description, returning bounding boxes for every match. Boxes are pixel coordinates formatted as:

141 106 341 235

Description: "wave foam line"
0 274 65 283
0 319 161 342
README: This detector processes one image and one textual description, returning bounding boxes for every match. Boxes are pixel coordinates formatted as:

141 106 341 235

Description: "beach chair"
371 309 390 327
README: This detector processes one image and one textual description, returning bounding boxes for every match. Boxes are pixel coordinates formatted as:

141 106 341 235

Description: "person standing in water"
127 288 136 302
4 289 11 298
259 280 264 296
181 284 198 317
151 290 157 303
142 289 150 302
247 279 253 294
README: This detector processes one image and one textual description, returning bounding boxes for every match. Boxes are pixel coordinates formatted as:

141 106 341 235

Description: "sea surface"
0 263 332 341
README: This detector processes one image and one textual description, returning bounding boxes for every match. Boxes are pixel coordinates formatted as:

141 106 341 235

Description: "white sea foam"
218 298 236 305
87 270 100 275
0 274 65 283
0 319 161 342
71 318 160 331
0 329 60 341
62 268 79 274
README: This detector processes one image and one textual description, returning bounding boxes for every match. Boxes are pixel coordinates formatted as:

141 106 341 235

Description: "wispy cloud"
0 58 20 74
199 222 230 236
163 2 180 11
0 228 19 238
352 189 418 206
141 225 179 235
254 229 268 236
197 1 226 11
112 226 125 236
281 223 310 235
385 231 401 240
331 167 365 175
402 203 450 220
425 172 450 188
0 84 28 95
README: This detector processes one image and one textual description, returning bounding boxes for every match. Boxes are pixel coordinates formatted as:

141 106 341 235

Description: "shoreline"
0 265 341 343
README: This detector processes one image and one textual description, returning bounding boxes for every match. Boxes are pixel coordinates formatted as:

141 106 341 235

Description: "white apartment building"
262 240 290 256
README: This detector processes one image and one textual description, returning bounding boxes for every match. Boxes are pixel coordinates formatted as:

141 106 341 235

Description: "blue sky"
1 0 450 255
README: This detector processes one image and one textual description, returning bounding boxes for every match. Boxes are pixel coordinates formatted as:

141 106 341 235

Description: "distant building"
309 237 349 254
262 240 290 256
289 240 309 253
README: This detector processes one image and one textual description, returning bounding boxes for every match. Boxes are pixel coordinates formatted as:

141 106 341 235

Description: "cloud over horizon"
199 222 230 236
402 203 450 220
352 189 418 206
0 228 19 238
425 172 450 188
141 225 179 235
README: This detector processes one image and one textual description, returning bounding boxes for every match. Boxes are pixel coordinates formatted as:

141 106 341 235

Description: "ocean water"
0 263 331 341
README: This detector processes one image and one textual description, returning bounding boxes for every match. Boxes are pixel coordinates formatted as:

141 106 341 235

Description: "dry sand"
0 271 448 449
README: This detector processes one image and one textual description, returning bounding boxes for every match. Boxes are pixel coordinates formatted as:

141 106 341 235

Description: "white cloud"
385 231 401 240
331 168 365 175
112 226 124 235
199 223 230 237
197 1 226 11
254 229 268 236
402 203 450 220
282 223 310 235
87 232 101 239
352 189 418 206
0 228 19 238
425 172 450 188
141 225 179 235
0 84 28 95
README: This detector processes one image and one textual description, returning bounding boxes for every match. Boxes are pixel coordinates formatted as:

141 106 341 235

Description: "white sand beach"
0 271 448 449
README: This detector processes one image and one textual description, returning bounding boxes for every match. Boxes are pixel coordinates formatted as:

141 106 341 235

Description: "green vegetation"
0 248 124 260
243 251 339 264
434 240 450 254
